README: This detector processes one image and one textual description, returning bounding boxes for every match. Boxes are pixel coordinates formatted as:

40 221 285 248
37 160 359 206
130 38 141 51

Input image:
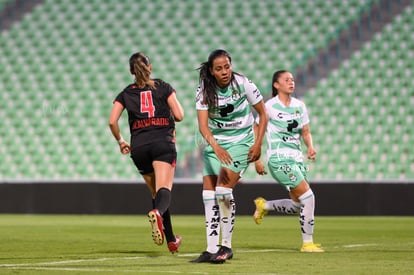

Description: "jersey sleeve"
244 77 263 106
114 91 125 106
156 79 175 99
256 99 272 125
195 85 208 110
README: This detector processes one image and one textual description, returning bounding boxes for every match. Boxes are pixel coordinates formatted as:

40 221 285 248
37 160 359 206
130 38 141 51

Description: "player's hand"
254 160 267 175
307 146 316 161
119 142 131 154
213 144 232 165
247 143 261 163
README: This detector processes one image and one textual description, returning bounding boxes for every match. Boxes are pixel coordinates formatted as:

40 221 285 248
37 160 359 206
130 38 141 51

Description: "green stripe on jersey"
264 96 309 163
204 74 262 143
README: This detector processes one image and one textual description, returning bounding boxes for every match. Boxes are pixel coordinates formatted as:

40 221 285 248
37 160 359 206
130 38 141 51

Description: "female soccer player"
253 70 324 252
191 49 268 263
109 52 184 253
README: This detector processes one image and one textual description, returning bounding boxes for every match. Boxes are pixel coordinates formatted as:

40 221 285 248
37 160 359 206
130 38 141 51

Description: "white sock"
215 186 235 249
265 199 301 214
299 189 315 243
202 190 220 253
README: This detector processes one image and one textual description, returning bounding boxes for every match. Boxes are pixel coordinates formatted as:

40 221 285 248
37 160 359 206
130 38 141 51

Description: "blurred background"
1 0 413 183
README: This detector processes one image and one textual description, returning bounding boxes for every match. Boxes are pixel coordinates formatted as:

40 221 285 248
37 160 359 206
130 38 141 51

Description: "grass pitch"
0 215 413 274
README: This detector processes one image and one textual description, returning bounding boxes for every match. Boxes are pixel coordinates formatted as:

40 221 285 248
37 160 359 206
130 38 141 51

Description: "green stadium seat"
1 0 411 180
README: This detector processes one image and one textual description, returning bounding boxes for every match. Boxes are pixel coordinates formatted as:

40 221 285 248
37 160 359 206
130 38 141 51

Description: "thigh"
151 141 177 166
217 167 241 188
131 141 177 175
202 146 221 176
131 144 153 174
153 161 175 192
150 142 177 191
203 175 218 190
222 142 251 174
202 134 253 176
268 159 307 191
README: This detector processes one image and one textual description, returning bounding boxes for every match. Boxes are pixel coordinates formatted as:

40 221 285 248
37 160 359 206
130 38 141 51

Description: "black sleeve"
113 91 125 106
156 79 175 99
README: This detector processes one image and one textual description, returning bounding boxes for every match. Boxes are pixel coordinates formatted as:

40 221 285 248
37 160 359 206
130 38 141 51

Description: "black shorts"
130 141 177 175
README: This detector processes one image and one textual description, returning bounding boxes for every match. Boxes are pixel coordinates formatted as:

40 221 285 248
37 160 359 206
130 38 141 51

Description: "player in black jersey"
109 52 184 253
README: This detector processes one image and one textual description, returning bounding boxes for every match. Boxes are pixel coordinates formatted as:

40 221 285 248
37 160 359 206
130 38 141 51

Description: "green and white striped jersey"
196 74 263 144
261 95 309 163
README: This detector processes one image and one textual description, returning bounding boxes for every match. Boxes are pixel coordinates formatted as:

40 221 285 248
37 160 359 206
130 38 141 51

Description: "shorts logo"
289 173 297 182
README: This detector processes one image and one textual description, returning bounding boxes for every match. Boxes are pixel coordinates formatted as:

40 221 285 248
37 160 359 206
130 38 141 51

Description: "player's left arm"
248 101 268 162
302 124 316 160
244 78 268 163
167 92 184 122
253 122 267 175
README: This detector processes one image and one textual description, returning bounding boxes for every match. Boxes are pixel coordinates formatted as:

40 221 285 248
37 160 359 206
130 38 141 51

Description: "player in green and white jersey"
191 49 268 263
253 70 324 253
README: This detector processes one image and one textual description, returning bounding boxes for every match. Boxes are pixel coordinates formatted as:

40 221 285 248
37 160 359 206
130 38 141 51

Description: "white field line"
0 249 288 270
337 242 414 248
0 250 283 274
342 243 379 248
0 256 146 267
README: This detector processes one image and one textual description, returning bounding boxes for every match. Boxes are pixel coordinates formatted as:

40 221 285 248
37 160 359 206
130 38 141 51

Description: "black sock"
154 188 171 216
152 198 175 243
162 209 175 243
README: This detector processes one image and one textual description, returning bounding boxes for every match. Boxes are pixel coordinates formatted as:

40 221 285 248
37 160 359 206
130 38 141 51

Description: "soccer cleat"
253 197 268 225
148 209 164 246
167 235 182 254
210 246 233 264
300 242 325 253
190 251 214 263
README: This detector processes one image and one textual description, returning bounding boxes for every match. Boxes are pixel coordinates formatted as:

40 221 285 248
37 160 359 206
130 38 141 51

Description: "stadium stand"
0 0 412 180
302 4 414 180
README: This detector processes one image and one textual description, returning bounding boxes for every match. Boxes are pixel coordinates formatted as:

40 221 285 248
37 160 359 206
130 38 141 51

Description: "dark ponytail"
271 70 288 97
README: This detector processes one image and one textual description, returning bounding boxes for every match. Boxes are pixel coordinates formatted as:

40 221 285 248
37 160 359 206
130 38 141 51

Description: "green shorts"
202 134 254 176
267 157 309 191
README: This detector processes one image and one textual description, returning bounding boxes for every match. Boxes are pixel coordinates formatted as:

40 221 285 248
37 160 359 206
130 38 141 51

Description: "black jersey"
114 79 176 145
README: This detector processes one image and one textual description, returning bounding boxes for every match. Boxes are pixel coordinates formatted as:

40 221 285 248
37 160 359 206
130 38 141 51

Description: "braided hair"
129 52 155 89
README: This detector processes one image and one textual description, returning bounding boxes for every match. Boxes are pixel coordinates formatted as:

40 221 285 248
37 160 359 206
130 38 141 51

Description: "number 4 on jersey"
141 91 155 117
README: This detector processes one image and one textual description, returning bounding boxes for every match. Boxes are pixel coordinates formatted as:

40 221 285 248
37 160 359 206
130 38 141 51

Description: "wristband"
117 136 126 145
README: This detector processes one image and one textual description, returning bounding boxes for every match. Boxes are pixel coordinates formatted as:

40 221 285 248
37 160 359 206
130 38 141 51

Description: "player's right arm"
109 101 131 154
